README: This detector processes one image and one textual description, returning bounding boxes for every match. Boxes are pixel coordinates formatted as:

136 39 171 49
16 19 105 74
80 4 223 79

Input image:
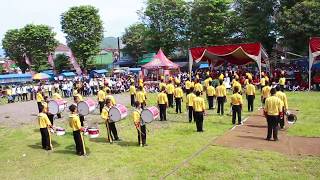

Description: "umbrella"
33 73 50 80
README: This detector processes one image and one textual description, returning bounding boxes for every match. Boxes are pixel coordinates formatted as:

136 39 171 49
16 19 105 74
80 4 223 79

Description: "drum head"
109 107 121 122
78 101 89 116
141 109 154 123
48 101 59 114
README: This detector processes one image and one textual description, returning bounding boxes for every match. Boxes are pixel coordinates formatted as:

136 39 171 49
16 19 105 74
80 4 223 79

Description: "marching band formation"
37 71 289 156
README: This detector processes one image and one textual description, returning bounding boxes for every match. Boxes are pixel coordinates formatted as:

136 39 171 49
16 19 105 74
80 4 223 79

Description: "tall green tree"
277 0 320 55
61 5 104 70
190 0 232 46
141 0 190 55
22 24 58 72
54 54 71 73
122 23 150 61
2 29 28 72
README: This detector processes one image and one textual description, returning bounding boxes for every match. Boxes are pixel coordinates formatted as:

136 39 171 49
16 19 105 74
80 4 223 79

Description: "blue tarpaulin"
61 72 76 77
92 69 107 74
0 73 32 84
199 63 209 69
128 68 141 73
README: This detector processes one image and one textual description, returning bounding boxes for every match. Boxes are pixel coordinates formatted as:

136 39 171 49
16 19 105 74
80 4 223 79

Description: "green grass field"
0 91 319 179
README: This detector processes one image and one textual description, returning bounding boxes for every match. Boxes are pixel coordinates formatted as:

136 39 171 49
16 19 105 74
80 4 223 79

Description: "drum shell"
141 106 159 123
48 100 67 114
109 104 128 122
77 99 96 116
88 128 99 138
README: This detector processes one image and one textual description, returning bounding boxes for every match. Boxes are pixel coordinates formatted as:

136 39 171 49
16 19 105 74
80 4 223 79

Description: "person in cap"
279 71 286 91
129 82 136 107
206 80 216 109
261 81 271 106
166 80 175 108
136 86 146 109
69 104 86 156
101 98 120 143
157 87 168 121
264 88 283 141
230 86 243 125
194 79 203 94
260 72 266 91
97 86 106 114
36 89 44 113
105 89 116 106
193 91 206 132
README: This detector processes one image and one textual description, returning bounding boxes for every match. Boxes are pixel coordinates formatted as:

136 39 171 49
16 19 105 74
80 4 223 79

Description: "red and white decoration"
309 37 320 89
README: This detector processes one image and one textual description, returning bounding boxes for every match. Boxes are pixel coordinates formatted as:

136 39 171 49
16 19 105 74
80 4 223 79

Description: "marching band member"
73 94 84 126
230 86 243 125
246 79 256 112
136 86 146 109
174 82 183 114
279 71 286 91
36 89 44 113
166 80 174 108
193 91 206 132
101 99 120 143
216 80 227 115
43 96 54 125
129 82 136 107
260 72 266 91
159 79 166 92
204 75 212 92
38 104 53 150
186 87 196 123
206 80 216 109
157 87 168 121
97 86 106 114
232 77 242 94
68 104 86 156
261 81 271 106
264 88 283 141
52 90 63 118
276 85 288 129
105 89 116 106
194 79 203 94
185 78 192 95
132 101 147 147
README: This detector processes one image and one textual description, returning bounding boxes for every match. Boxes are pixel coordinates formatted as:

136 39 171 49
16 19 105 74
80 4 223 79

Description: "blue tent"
61 72 76 77
128 68 141 73
0 73 32 84
199 63 209 69
92 69 107 74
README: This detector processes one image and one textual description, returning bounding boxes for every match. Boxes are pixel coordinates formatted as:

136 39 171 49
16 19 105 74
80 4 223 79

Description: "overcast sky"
0 0 145 45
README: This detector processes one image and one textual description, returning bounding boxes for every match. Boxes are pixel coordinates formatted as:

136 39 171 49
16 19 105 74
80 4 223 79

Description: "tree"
121 23 150 61
61 5 104 70
22 24 58 72
277 0 320 55
141 0 190 55
54 54 71 73
190 0 233 47
2 29 28 73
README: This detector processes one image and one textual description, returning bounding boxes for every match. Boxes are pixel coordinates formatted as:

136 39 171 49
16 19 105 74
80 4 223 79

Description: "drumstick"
139 125 143 147
106 120 113 144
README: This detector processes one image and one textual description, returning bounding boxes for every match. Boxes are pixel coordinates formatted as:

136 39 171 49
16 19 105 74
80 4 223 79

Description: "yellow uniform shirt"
136 91 146 103
279 77 286 86
191 82 195 88
230 93 243 105
97 90 106 102
246 84 256 96
207 86 215 97
276 91 288 110
75 93 84 101
166 84 174 94
53 93 62 100
262 86 271 98
204 78 212 88
159 83 166 90
194 83 203 92
7 89 12 95
185 80 192 89
129 85 136 95
101 107 110 123
265 76 269 82
232 81 242 93
244 79 249 86
157 92 168 105
264 96 283 116
104 86 111 93
186 93 196 107
69 114 82 131
260 78 266 86
193 96 205 112
216 85 227 97
132 110 141 124
106 95 116 106
174 87 183 98
36 92 44 102
42 102 48 113
38 112 51 128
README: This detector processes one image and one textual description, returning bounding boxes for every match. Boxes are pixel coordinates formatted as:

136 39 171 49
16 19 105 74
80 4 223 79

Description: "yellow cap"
219 74 224 80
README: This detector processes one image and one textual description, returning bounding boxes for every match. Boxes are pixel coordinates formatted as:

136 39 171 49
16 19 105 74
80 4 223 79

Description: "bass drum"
48 100 67 115
77 99 97 116
109 104 128 122
141 106 159 123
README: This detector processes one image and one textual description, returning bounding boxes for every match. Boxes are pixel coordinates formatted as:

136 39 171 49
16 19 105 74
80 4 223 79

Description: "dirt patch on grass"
214 110 320 156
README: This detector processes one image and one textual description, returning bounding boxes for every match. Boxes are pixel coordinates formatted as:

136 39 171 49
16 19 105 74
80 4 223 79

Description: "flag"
69 52 82 75
48 53 54 67
24 53 31 66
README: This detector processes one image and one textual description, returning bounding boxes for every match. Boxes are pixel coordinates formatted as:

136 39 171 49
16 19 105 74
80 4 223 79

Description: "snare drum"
77 99 97 116
88 128 99 138
141 106 159 123
55 127 65 136
109 104 128 122
48 99 67 114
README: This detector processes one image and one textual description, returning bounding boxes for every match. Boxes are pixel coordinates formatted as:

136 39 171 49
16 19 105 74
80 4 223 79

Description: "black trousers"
167 94 174 108
175 98 182 113
232 105 242 124
247 95 254 112
279 107 285 128
131 95 135 107
37 102 42 113
194 112 204 132
188 106 194 122
48 91 52 97
40 128 52 150
217 97 224 115
280 85 284 92
99 101 105 114
137 125 146 145
208 96 214 109
186 89 190 95
57 113 62 119
159 104 167 121
47 114 54 125
107 122 119 140
22 93 28 101
73 130 85 155
266 115 279 140
79 115 84 127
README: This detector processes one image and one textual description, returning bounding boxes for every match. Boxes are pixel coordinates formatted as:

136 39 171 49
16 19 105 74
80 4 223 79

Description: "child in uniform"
69 104 86 156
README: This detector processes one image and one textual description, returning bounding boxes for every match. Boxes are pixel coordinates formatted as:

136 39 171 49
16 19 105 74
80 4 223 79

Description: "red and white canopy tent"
189 42 269 79
309 37 320 90
142 49 180 80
